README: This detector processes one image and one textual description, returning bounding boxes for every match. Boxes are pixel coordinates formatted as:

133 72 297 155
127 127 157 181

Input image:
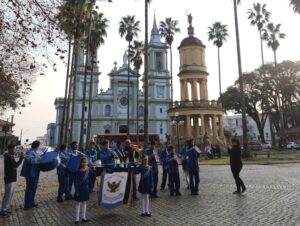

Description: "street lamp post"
171 112 184 152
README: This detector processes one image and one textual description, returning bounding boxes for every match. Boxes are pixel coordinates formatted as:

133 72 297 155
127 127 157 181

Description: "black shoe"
0 211 9 218
74 221 79 225
176 192 182 196
24 207 32 210
66 195 73 200
153 195 158 198
186 186 190 190
5 210 12 214
170 193 174 196
146 213 151 217
233 191 241 195
33 203 38 208
82 218 89 223
242 187 246 193
141 213 145 217
57 198 63 203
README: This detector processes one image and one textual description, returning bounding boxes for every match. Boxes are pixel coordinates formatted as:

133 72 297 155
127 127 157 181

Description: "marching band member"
0 144 25 217
179 142 190 189
97 140 114 172
74 157 90 225
187 139 200 195
159 142 169 191
134 155 152 217
21 140 42 209
113 141 125 166
145 141 160 198
86 140 97 193
57 144 70 202
167 146 181 196
66 141 79 200
124 139 140 201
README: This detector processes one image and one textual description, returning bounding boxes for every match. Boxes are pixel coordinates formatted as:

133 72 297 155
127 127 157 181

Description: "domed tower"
168 14 225 148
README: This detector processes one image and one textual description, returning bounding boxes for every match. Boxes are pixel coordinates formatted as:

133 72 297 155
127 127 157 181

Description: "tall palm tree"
208 22 228 97
119 15 141 138
159 17 180 103
233 0 248 153
290 0 300 13
129 40 144 143
262 23 286 67
247 3 271 66
144 0 152 147
57 0 89 145
85 12 109 149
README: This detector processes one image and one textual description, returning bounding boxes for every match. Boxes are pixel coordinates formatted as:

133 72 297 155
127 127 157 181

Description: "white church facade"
53 17 171 146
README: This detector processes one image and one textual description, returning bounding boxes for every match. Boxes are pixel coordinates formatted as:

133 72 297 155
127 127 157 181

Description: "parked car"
262 142 272 149
286 142 300 149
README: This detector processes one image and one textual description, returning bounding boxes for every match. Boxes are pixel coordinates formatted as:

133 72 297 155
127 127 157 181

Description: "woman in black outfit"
228 138 246 194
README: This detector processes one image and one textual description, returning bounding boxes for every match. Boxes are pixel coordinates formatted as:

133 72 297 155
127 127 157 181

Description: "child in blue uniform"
135 156 153 217
86 141 97 193
167 146 181 196
74 157 89 225
57 144 70 202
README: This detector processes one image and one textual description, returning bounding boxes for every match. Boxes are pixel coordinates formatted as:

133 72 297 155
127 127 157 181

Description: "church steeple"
150 15 162 44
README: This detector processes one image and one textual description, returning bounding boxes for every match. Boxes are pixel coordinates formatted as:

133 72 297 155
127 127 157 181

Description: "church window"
84 106 87 112
160 128 163 134
138 106 144 117
105 105 111 116
155 52 162 71
120 96 128 107
157 86 165 99
160 108 163 113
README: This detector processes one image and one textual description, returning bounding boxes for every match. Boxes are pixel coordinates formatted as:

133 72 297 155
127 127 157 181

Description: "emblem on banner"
107 181 121 193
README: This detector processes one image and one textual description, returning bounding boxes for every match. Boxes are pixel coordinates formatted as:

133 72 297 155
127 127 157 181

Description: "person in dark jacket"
159 143 169 190
167 146 181 196
0 144 25 217
187 139 200 195
228 138 246 194
74 157 90 224
134 155 153 217
57 144 70 202
86 140 97 193
21 140 42 209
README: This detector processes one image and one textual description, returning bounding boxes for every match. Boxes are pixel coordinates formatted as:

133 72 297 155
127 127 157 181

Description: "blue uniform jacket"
160 149 169 168
57 151 69 176
86 149 97 166
134 165 153 194
179 147 189 171
20 149 41 178
167 153 179 174
187 147 200 172
67 149 78 158
144 148 159 167
97 149 114 169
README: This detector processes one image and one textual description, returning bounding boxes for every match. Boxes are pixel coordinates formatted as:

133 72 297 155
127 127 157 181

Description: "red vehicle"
95 133 160 147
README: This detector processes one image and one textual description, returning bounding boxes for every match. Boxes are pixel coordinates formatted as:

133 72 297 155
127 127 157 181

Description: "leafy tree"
159 17 180 102
208 22 228 97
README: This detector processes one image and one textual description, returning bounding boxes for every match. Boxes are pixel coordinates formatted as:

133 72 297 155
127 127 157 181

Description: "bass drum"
40 152 60 172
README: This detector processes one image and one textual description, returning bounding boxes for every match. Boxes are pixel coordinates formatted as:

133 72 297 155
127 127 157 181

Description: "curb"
200 160 300 166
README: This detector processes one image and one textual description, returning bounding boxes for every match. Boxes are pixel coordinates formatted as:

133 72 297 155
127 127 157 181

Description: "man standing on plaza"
21 140 42 209
0 144 25 217
160 142 169 191
145 141 160 198
187 139 200 195
66 141 79 200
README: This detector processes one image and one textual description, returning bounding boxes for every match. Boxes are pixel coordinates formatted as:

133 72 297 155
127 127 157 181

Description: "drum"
40 152 60 172
67 155 82 173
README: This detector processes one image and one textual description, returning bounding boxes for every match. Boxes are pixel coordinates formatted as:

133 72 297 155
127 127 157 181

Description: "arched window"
105 105 111 117
138 106 144 117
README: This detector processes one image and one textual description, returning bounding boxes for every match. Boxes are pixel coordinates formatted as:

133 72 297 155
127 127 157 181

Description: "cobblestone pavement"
1 163 300 226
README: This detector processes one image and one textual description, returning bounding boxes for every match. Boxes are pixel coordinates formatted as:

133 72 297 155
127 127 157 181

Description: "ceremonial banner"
98 169 133 210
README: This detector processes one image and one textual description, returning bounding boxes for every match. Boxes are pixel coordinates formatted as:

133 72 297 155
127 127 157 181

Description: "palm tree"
85 12 109 149
208 22 228 97
119 15 141 138
233 0 248 153
262 23 286 67
159 17 180 103
290 0 300 13
129 40 144 143
144 0 152 147
247 3 271 66
57 0 89 145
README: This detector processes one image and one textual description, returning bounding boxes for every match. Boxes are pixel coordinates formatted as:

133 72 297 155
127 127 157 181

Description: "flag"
98 168 133 210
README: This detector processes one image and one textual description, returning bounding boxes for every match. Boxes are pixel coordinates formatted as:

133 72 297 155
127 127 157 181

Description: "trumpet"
76 150 87 157
131 144 143 153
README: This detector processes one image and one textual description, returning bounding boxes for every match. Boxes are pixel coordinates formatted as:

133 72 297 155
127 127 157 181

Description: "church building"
53 17 171 146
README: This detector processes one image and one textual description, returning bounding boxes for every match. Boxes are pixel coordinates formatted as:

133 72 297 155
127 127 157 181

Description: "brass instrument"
131 144 143 153
76 150 87 157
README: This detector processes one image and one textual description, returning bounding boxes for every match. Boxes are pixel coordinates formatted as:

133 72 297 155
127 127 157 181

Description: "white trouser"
184 170 190 186
141 194 150 214
1 182 16 211
75 201 87 221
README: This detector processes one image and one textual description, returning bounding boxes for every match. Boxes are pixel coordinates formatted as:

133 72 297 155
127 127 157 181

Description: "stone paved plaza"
1 163 300 226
